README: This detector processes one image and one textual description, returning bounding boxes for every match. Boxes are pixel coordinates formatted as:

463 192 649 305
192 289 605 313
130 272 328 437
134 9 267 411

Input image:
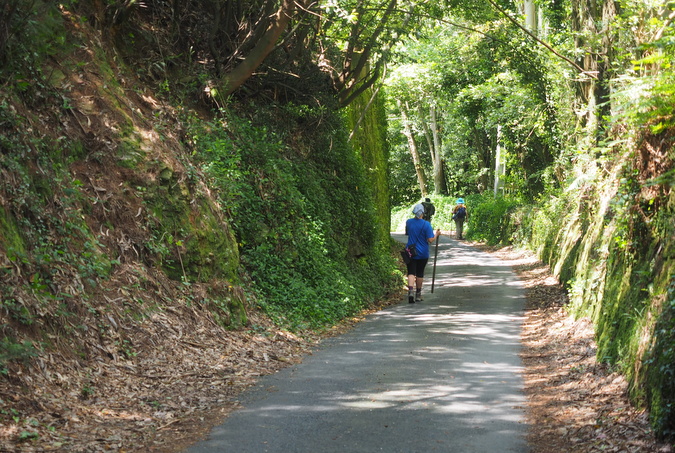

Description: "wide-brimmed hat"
456 198 465 204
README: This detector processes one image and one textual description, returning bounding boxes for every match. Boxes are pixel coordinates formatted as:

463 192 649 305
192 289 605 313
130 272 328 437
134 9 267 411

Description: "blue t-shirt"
405 218 434 259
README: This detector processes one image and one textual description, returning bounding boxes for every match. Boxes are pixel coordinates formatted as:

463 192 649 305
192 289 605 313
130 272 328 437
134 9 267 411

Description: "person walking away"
452 198 467 239
451 198 467 239
405 203 441 303
422 197 435 224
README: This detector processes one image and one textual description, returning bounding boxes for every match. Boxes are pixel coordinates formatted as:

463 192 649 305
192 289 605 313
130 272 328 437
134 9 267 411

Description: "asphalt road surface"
184 233 529 453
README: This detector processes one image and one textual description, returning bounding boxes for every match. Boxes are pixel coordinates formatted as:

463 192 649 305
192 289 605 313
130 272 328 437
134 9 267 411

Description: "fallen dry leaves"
0 263 317 453
2 246 674 452
482 244 673 453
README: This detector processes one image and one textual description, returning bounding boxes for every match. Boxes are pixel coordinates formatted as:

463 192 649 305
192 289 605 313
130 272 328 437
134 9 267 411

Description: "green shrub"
391 195 470 234
189 108 400 331
462 194 522 245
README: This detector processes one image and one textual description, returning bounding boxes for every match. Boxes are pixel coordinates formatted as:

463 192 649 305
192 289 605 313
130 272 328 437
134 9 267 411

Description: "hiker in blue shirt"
405 203 441 303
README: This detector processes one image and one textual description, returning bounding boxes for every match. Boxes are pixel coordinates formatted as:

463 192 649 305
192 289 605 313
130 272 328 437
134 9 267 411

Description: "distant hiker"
451 198 467 240
405 203 441 303
422 197 435 224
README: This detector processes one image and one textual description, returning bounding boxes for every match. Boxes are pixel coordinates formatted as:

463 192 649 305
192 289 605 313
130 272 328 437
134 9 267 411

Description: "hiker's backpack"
455 206 466 219
422 202 435 221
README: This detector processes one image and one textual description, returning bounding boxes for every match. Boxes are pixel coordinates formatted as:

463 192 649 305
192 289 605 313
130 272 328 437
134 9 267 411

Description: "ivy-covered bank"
475 137 675 439
187 101 399 331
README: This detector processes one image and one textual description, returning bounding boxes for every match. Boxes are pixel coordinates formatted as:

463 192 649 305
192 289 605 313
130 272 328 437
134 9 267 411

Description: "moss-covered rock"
0 207 27 265
144 168 239 283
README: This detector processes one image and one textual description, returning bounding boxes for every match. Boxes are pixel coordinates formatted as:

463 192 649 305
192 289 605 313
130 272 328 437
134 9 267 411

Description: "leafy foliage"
189 107 400 331
0 1 70 86
611 15 675 135
462 194 522 245
386 19 563 201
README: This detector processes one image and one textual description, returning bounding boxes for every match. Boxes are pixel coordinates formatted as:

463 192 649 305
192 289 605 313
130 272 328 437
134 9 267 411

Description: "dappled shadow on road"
186 237 528 452
295 306 525 414
202 299 528 451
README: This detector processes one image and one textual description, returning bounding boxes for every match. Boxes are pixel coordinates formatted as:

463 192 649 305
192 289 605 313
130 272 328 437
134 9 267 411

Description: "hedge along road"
184 233 530 453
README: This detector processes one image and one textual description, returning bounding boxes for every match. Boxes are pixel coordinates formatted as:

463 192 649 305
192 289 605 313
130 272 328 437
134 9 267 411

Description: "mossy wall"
517 152 675 438
145 166 239 283
346 87 391 249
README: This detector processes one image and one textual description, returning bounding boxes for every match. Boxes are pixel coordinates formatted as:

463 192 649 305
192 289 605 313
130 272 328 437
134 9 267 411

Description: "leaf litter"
1 244 672 452
481 244 672 453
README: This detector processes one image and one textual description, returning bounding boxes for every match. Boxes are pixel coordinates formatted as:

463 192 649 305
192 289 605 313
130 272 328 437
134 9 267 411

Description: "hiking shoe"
415 290 423 302
408 290 415 304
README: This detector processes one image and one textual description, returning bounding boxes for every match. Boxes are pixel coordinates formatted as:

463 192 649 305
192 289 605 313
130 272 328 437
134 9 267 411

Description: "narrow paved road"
184 234 529 452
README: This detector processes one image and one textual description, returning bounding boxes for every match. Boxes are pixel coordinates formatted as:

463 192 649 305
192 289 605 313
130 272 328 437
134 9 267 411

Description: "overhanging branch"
484 0 596 79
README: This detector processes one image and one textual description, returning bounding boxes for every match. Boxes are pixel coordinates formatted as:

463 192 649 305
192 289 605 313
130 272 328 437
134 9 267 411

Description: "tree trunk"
493 125 505 195
429 105 448 195
219 0 296 97
418 105 447 195
208 0 224 76
570 0 618 134
399 100 427 196
523 0 537 33
337 0 398 107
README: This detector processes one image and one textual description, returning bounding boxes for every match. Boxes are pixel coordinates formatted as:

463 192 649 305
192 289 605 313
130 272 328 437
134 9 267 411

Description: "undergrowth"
188 108 401 331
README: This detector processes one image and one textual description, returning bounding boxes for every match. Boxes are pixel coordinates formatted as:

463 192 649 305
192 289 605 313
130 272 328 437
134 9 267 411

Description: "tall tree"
219 0 299 96
418 104 448 195
206 0 429 106
570 0 618 134
386 61 450 195
386 13 563 199
398 99 427 195
317 0 422 107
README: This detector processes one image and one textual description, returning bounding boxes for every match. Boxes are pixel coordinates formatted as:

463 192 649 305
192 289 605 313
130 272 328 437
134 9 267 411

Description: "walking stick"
431 233 440 293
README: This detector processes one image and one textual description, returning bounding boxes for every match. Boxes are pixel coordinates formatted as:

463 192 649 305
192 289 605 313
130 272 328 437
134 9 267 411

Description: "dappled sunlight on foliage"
387 0 675 442
187 107 399 331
